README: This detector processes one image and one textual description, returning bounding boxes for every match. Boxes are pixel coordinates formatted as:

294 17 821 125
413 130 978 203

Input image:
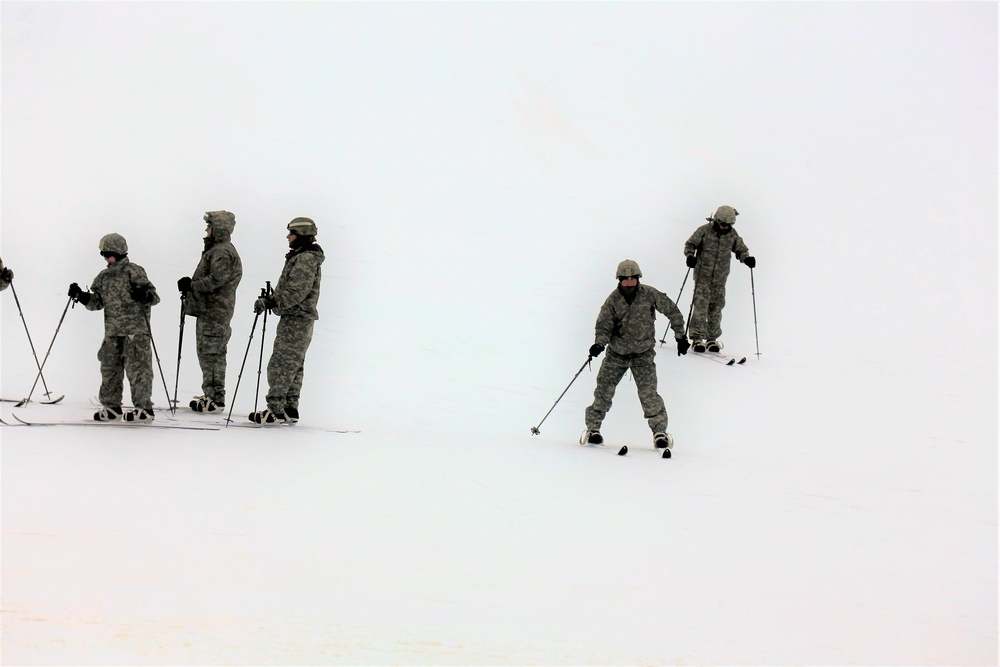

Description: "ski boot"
706 340 723 353
284 406 299 423
249 409 286 425
691 339 707 353
190 397 224 413
124 408 155 423
581 429 603 445
94 406 123 422
653 432 673 458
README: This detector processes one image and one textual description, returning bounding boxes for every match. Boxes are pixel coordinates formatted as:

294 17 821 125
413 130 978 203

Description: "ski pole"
225 301 263 427
9 281 55 399
172 295 186 411
750 266 761 359
660 266 692 345
143 309 174 416
18 296 72 406
530 355 594 435
253 281 272 415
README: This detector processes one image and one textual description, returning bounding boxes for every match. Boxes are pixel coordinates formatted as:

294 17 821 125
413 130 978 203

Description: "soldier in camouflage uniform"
683 205 755 353
249 217 325 425
68 233 161 422
177 211 243 413
584 259 689 451
0 258 12 291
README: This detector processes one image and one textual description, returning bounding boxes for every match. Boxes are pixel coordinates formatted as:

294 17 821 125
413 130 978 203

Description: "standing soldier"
249 217 325 425
584 259 689 452
0 258 12 291
683 205 756 353
68 233 161 422
177 211 243 413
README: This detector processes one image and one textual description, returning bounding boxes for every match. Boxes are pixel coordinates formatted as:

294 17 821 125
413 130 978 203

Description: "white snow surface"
1 3 996 665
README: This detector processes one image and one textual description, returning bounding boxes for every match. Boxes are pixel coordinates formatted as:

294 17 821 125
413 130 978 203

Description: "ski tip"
617 445 628 456
726 359 735 365
738 357 747 364
662 448 672 459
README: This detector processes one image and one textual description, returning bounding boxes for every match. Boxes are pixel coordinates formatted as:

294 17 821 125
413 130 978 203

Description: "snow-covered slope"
2 3 996 665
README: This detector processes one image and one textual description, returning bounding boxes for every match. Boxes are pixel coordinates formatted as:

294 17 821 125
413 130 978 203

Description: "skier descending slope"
683 205 756 353
584 260 688 454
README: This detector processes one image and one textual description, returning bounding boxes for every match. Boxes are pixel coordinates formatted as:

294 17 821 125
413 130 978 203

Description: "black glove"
177 276 193 294
676 337 690 356
130 284 155 304
0 267 12 282
686 255 697 268
68 282 91 305
744 256 756 269
589 343 605 358
254 295 274 315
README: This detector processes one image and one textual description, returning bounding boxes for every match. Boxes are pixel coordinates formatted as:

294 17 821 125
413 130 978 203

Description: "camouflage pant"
97 334 154 410
195 318 232 404
689 279 727 341
585 349 667 434
266 316 314 414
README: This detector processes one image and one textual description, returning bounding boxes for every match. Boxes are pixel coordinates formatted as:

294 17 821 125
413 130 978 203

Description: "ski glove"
686 255 697 268
177 276 193 294
0 267 12 282
744 256 756 269
676 337 690 356
589 343 605 358
130 284 155 304
68 282 91 306
254 295 275 315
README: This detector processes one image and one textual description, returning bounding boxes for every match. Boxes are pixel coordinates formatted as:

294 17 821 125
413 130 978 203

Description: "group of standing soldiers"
55 213 324 425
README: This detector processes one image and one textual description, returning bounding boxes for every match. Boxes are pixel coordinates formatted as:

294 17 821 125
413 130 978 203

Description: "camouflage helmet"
707 205 739 225
287 216 318 236
98 233 128 255
616 259 642 280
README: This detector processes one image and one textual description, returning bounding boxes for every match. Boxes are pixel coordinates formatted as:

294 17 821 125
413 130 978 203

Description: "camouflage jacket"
185 219 242 324
85 257 161 335
684 223 751 286
594 284 685 356
272 243 324 320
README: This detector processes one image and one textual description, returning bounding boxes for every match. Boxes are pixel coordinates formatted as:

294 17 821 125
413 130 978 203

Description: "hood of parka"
205 211 236 244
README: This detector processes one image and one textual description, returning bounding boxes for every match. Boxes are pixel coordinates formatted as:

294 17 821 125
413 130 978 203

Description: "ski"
8 412 220 431
2 395 65 405
692 351 746 365
578 430 627 455
214 420 361 434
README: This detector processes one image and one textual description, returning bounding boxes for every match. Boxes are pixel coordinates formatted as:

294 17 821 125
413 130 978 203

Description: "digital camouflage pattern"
84 256 161 410
585 349 667 434
593 283 686 355
684 221 751 341
185 211 242 325
85 257 161 335
185 211 242 404
266 317 315 414
586 283 686 434
271 241 324 320
98 334 154 411
265 240 325 414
